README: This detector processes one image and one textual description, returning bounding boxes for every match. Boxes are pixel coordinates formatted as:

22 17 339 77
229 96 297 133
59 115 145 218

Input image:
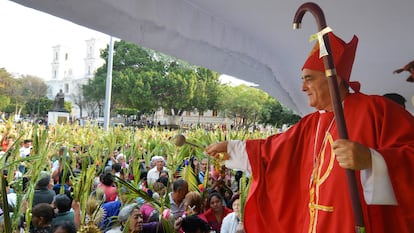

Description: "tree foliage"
218 84 301 128
0 95 10 111
193 67 222 113
83 40 222 117
258 97 301 128
0 69 53 116
219 85 268 128
0 68 23 106
25 97 54 116
20 75 48 116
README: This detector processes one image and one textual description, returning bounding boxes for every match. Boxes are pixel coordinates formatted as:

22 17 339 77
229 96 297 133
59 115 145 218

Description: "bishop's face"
301 69 333 111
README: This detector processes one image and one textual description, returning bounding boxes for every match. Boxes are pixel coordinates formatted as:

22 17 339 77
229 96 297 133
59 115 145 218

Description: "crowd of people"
0 135 247 233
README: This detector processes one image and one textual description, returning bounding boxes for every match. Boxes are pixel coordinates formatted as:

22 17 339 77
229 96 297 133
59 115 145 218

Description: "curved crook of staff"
293 2 366 233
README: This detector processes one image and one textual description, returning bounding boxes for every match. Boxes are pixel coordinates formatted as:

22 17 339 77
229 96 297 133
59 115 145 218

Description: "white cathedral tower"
46 38 105 118
51 45 73 81
84 38 102 79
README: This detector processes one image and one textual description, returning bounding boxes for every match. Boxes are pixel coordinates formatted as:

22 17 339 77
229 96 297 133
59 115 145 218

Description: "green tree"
64 101 73 114
25 97 54 116
0 95 10 112
0 68 16 95
84 40 166 116
0 68 24 114
20 75 48 116
193 67 222 114
125 70 163 114
83 40 222 118
258 97 301 127
154 63 222 117
159 62 196 116
220 85 267 128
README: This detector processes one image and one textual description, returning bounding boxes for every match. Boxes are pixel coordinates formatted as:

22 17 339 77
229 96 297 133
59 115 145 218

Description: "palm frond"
115 176 163 210
160 218 175 233
1 174 12 233
239 173 251 221
178 161 199 192
23 125 53 233
78 198 103 233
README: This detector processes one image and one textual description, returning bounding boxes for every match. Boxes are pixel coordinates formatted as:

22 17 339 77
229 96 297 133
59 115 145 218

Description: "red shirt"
201 206 232 233
97 183 118 202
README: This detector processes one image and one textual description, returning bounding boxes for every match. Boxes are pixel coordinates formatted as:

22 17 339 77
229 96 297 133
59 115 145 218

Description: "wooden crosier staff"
293 2 366 233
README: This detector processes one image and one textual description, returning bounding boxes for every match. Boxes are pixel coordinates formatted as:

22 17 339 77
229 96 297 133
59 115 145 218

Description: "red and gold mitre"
302 32 360 92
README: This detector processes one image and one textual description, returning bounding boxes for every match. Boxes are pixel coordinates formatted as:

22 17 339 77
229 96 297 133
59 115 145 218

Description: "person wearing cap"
205 32 414 233
146 156 168 186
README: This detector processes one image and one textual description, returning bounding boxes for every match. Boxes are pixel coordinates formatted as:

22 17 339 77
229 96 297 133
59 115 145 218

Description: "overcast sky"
0 0 109 79
0 0 254 86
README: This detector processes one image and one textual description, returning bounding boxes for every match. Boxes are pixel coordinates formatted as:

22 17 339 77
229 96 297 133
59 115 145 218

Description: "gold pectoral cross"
308 133 335 233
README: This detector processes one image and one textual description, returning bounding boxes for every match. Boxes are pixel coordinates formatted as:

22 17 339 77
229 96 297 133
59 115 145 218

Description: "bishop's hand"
205 141 230 160
332 139 372 170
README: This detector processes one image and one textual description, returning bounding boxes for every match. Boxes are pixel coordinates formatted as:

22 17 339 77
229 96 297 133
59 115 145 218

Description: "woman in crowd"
106 203 164 233
97 172 118 202
174 191 208 232
200 192 232 233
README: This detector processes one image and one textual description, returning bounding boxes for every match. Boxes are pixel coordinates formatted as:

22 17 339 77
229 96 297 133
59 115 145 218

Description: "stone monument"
48 89 70 125
53 89 66 111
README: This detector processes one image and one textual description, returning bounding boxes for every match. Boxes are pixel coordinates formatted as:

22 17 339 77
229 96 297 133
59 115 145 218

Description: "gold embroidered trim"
308 132 336 233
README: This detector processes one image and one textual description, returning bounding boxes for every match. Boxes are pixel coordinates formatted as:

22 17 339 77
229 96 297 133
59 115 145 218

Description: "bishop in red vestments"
205 32 414 233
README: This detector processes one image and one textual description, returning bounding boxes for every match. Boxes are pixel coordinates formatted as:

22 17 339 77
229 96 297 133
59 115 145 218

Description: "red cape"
244 93 414 233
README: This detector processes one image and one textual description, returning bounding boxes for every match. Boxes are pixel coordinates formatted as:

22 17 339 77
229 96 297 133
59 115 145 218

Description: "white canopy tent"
10 0 414 115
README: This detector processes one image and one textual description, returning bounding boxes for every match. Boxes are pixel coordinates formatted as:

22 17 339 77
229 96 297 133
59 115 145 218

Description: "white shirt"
105 225 122 233
7 192 17 207
225 140 397 205
221 212 240 233
52 160 60 174
19 147 31 158
146 167 167 185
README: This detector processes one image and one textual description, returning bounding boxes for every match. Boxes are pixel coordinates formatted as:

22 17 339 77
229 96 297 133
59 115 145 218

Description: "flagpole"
103 36 114 131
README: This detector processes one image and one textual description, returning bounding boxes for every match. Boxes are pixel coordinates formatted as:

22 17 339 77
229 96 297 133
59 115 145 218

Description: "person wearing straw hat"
206 32 414 233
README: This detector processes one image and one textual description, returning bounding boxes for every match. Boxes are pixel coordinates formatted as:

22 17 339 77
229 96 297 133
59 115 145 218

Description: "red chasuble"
244 92 414 233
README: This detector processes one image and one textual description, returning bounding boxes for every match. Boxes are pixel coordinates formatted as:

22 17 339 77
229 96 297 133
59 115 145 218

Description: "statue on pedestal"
53 89 65 111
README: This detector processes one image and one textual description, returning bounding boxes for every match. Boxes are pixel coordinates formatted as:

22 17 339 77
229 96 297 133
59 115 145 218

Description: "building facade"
46 38 105 118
